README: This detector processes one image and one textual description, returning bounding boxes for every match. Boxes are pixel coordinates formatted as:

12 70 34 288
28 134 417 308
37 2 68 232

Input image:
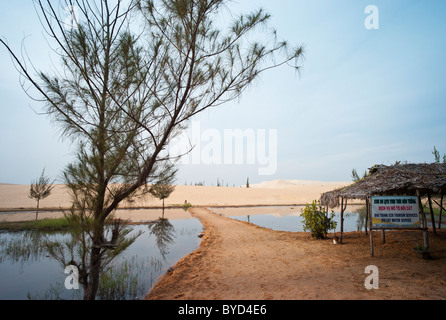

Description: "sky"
0 0 445 186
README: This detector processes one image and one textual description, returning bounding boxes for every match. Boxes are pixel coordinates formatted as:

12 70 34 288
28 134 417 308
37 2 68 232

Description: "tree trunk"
84 236 102 300
35 199 40 221
162 198 165 219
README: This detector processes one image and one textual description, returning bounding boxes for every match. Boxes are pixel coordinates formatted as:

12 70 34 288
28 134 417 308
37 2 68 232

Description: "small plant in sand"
182 201 192 212
301 200 337 239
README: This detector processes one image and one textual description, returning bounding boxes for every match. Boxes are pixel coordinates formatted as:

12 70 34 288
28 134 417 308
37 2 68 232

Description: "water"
0 216 202 300
211 206 367 233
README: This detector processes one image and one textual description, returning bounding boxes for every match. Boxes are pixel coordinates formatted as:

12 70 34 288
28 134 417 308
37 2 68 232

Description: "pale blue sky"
1 1 445 185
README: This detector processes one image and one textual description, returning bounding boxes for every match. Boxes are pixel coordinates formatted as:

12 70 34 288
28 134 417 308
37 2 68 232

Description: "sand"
0 180 349 212
1 180 445 300
0 180 349 224
146 208 446 300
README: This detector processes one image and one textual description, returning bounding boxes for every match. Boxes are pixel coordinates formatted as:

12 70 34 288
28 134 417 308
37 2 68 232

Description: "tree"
351 168 369 182
432 146 446 164
150 162 176 217
433 146 441 163
28 169 55 220
1 0 303 299
149 183 176 218
351 169 360 182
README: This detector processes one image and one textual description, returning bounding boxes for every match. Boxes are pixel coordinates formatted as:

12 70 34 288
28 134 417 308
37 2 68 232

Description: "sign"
371 196 421 228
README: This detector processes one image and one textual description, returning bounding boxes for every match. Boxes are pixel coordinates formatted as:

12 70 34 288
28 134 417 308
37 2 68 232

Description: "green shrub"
301 200 337 239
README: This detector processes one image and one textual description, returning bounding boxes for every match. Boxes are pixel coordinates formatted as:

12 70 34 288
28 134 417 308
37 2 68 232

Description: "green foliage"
351 168 369 182
351 169 360 182
413 241 427 252
2 0 303 300
0 218 70 232
149 183 175 202
432 146 446 164
97 257 154 300
182 202 192 211
28 169 55 210
433 146 441 163
300 201 337 239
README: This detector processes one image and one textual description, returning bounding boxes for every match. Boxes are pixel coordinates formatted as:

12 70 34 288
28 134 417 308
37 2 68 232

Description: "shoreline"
145 207 446 300
0 202 367 214
0 181 351 210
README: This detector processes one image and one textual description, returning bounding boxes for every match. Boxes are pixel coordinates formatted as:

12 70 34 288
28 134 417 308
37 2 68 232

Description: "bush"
301 200 337 239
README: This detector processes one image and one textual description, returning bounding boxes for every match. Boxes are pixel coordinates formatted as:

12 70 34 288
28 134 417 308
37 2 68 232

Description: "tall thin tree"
1 0 303 299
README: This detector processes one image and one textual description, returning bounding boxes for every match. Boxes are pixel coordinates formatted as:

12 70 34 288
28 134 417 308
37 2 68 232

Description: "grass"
0 218 71 232
422 204 446 225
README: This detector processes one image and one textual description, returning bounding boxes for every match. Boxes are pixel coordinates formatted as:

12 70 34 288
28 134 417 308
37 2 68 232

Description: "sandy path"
146 208 446 300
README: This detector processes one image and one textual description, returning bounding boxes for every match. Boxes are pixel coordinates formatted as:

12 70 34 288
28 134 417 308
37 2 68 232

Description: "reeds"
97 256 163 300
0 231 63 264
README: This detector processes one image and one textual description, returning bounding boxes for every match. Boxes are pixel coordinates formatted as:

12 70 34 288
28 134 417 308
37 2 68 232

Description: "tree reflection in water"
147 218 176 259
354 206 367 232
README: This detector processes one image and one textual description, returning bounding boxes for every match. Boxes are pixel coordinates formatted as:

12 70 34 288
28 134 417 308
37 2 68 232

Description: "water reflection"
0 231 66 265
212 206 369 233
0 216 202 300
354 206 367 232
0 230 74 300
147 218 176 259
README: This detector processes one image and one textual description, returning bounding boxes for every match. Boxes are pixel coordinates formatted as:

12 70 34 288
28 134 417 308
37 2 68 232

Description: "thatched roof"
320 163 446 208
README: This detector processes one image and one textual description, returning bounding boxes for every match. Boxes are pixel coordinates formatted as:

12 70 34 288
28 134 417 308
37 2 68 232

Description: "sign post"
371 196 421 229
369 196 428 257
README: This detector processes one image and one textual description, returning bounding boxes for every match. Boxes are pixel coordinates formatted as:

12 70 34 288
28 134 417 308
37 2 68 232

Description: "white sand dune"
250 179 347 189
0 180 350 211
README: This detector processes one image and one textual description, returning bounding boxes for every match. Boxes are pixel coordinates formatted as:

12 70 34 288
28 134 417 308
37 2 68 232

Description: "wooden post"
369 197 374 257
440 194 444 229
417 190 429 250
340 197 344 244
340 197 348 244
427 193 437 235
365 197 369 235
431 195 445 229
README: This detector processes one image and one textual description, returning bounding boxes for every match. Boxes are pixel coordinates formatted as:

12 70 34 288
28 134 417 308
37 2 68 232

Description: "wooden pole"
369 197 374 257
440 194 444 230
431 197 446 212
417 190 429 250
365 197 369 235
340 197 344 244
432 194 444 229
341 197 348 243
427 193 437 235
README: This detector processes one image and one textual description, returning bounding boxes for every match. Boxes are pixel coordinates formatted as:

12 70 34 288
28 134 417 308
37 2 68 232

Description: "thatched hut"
321 163 446 208
320 163 446 253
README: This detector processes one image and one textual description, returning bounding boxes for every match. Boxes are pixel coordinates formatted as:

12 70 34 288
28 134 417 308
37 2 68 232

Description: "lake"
209 205 367 233
0 206 367 299
0 210 202 300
